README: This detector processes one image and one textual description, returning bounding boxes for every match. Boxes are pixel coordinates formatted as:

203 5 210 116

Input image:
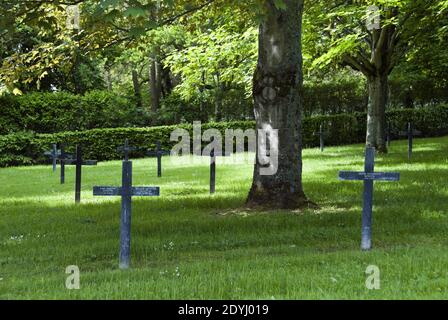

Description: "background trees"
0 0 447 128
305 0 448 153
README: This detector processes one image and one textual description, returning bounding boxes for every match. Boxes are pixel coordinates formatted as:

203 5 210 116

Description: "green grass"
0 137 447 299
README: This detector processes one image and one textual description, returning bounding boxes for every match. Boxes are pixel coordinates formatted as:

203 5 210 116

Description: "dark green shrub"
0 105 447 167
0 90 148 134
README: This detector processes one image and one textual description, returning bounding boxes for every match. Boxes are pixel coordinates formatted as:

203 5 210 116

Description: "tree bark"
246 0 313 210
366 73 388 153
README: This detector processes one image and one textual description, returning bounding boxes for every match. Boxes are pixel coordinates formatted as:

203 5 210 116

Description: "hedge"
0 90 147 134
0 105 447 167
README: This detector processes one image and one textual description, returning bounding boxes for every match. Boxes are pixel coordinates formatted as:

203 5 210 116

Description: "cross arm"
339 171 400 181
65 159 98 166
147 150 171 156
93 186 160 196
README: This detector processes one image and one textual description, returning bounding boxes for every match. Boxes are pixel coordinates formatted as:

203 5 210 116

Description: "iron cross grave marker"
93 157 160 270
399 123 422 161
201 149 230 194
147 141 170 177
313 124 330 152
43 144 60 172
64 145 98 203
339 147 400 251
117 139 139 161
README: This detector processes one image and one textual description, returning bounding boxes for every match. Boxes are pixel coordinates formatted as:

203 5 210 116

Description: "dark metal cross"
63 145 98 203
117 139 138 161
313 124 329 152
202 149 229 194
44 144 60 172
93 157 160 270
399 122 422 161
58 145 69 184
147 141 170 177
339 147 400 251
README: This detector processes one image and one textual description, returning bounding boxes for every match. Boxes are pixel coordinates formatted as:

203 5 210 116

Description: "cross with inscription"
93 150 160 269
147 141 170 177
313 124 330 152
399 122 422 161
43 144 60 172
339 147 400 250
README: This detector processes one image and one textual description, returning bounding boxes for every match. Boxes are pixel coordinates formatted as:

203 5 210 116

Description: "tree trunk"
132 69 142 109
246 0 313 209
366 74 388 153
150 54 162 113
214 73 223 122
105 67 113 91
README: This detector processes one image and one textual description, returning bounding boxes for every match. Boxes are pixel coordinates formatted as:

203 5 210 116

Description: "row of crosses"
316 122 422 160
43 140 407 266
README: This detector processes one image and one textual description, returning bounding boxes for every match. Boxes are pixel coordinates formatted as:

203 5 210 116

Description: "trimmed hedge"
0 90 147 134
0 105 447 167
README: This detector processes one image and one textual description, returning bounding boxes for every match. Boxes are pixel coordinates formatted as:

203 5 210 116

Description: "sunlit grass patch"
0 136 447 299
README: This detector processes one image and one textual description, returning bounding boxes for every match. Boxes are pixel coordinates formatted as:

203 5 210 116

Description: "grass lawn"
0 136 447 300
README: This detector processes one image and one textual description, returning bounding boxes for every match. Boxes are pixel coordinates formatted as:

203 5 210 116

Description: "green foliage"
0 90 148 135
165 24 257 101
1 104 447 167
303 71 368 116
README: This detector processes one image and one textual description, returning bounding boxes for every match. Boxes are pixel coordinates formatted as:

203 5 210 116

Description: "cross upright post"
75 145 82 203
60 145 66 184
117 139 139 161
339 147 400 250
147 141 170 178
399 122 422 161
362 148 375 250
120 159 132 268
52 144 58 172
62 145 98 203
93 157 160 269
319 124 324 152
210 149 216 194
313 124 329 152
44 144 60 172
201 149 229 194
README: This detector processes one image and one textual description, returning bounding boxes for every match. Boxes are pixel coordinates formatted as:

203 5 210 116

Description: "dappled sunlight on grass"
0 136 447 299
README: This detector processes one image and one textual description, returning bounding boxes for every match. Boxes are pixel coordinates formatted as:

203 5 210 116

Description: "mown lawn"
0 137 447 299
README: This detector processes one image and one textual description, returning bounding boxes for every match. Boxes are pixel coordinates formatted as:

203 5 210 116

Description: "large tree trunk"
366 73 388 153
246 0 312 209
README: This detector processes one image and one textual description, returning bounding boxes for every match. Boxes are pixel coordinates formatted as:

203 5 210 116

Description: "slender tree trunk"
132 69 143 109
366 73 388 153
72 47 83 94
150 53 162 113
246 0 313 209
105 67 113 91
214 74 223 122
